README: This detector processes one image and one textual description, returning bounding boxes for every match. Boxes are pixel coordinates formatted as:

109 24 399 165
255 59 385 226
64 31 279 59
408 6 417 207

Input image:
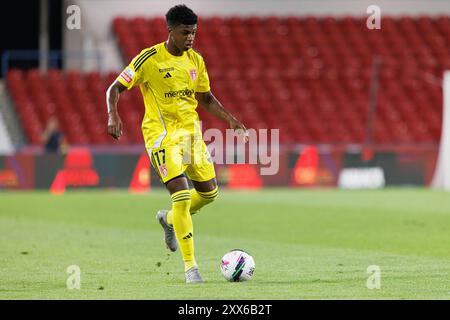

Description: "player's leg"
150 145 181 251
149 144 202 282
163 176 202 283
189 177 219 215
164 176 198 272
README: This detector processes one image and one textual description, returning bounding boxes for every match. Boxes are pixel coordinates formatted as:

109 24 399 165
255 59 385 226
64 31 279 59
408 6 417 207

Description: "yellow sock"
190 187 219 215
169 190 196 271
167 186 219 222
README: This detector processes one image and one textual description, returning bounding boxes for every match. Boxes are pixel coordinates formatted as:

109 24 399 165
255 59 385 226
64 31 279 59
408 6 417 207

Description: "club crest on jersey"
120 67 134 83
189 69 197 81
159 164 168 177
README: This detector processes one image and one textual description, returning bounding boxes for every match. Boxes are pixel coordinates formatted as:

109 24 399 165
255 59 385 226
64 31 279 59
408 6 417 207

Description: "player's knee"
199 187 218 203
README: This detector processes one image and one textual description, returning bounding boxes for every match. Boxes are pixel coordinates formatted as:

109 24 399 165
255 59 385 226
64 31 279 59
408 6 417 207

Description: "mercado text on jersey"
117 42 210 149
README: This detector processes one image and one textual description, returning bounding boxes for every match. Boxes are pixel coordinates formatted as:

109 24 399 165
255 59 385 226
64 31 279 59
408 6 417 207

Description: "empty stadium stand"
7 16 450 145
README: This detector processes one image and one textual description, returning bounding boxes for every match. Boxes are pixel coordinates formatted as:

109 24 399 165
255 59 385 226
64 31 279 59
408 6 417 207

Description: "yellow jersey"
117 41 210 149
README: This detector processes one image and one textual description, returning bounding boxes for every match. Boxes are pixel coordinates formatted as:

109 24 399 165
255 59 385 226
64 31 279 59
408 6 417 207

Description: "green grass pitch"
1 188 449 299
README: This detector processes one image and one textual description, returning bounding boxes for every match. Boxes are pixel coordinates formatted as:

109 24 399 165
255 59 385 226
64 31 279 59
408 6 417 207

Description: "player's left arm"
196 91 248 141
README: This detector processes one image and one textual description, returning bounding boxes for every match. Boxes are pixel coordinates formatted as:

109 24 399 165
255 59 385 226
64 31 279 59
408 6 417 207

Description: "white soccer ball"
220 249 255 282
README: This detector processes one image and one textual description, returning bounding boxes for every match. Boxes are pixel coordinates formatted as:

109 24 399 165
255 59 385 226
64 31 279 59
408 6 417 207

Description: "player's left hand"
230 119 249 143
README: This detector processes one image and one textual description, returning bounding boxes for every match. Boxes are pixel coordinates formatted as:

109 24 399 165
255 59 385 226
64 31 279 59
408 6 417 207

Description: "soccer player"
106 5 247 283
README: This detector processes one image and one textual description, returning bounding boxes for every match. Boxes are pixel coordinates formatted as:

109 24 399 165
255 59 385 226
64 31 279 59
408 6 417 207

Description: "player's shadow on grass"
203 278 331 285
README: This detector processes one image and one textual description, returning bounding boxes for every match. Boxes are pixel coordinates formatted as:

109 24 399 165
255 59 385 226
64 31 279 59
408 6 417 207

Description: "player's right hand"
107 112 123 140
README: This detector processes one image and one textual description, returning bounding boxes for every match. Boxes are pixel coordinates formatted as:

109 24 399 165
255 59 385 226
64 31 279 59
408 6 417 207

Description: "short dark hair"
166 4 198 27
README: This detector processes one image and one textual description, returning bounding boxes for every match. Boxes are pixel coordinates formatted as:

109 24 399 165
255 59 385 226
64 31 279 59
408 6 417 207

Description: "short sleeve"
116 48 155 90
196 57 210 93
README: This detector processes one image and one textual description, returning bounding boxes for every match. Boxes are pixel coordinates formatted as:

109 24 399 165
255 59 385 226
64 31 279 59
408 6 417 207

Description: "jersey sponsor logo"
159 67 174 73
164 88 195 98
120 67 134 83
189 69 197 81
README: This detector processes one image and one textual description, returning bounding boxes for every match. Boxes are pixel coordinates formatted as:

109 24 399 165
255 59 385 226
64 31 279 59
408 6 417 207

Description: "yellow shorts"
148 138 216 184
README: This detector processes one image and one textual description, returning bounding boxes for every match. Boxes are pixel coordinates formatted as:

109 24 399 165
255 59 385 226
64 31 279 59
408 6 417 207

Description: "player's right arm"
106 80 127 140
106 48 153 140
